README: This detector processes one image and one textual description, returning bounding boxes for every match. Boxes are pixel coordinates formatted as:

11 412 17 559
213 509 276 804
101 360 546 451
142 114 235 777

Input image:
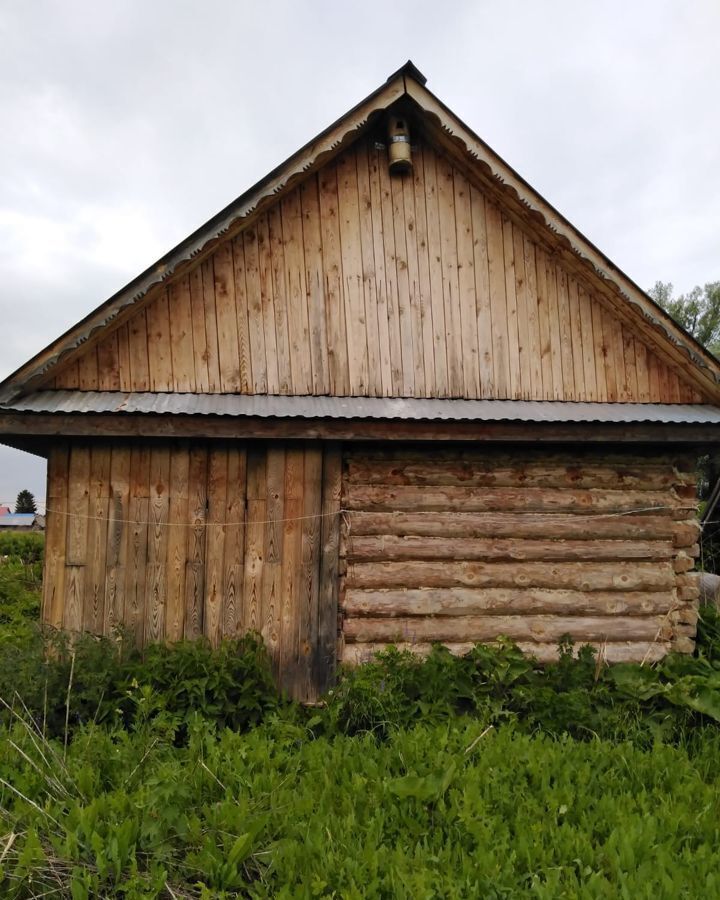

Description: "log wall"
340 447 701 664
51 136 704 403
42 440 342 701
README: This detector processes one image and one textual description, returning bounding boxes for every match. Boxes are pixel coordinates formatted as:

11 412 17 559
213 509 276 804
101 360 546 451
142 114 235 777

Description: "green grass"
2 717 720 898
2 538 720 897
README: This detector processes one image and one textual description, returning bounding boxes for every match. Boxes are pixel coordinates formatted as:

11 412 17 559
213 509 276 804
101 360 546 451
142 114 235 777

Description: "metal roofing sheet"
0 515 38 527
4 391 720 424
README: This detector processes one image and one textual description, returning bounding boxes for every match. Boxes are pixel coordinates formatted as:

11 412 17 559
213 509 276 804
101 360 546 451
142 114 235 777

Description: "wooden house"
1 62 718 700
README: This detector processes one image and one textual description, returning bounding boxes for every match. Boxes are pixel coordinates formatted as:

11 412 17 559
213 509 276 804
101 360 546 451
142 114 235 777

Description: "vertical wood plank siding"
339 447 700 664
43 441 341 702
52 138 705 403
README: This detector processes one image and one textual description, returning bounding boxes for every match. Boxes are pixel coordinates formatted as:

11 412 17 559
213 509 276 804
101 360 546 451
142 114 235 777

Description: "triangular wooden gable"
4 63 719 405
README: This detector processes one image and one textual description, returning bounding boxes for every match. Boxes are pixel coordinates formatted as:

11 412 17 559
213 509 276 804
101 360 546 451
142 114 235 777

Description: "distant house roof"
0 506 10 516
0 513 43 530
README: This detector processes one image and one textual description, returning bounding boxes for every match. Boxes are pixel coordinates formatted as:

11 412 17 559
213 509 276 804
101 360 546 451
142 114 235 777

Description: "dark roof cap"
387 59 427 86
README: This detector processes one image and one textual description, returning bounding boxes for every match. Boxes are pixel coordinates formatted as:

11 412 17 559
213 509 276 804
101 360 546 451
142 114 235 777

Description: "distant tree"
15 490 37 514
651 280 720 573
649 281 720 358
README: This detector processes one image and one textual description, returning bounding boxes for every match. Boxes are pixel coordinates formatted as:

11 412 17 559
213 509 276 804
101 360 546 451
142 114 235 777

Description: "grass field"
1 534 720 898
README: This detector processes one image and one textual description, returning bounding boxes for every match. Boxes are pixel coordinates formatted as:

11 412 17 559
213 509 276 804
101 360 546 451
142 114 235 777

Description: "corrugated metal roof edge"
3 392 720 425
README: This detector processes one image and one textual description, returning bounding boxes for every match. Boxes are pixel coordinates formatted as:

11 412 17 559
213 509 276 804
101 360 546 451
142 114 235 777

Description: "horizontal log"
345 460 695 491
673 522 701 548
347 511 690 542
342 588 676 617
342 535 675 563
345 449 697 472
678 587 700 601
344 484 683 515
343 614 667 644
345 560 675 591
341 641 671 666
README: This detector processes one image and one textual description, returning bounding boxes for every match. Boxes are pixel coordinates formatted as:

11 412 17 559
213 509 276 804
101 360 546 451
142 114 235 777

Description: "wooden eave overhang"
1 60 718 404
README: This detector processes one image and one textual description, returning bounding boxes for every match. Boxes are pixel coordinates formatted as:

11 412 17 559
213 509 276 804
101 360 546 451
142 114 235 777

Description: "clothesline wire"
38 503 692 530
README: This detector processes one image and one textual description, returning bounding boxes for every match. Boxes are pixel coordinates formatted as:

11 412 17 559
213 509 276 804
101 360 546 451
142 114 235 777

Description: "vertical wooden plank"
317 166 350 394
600 307 619 401
213 242 242 392
365 147 394 396
279 446 304 695
84 446 111 635
422 145 449 396
522 234 543 398
243 447 267 635
634 339 650 402
64 446 90 633
534 248 554 399
125 447 149 645
144 447 170 644
590 297 609 401
678 376 694 404
297 446 323 701
261 446 285 674
402 158 427 395
231 234 253 393
256 216 280 395
54 361 79 390
578 286 597 401
201 258 222 392
389 165 417 395
77 347 98 390
555 266 576 398
512 224 532 398
355 142 383 397
128 309 150 391
545 261 564 400
485 199 510 397
104 447 130 637
189 266 210 393
43 445 69 630
657 357 671 402
169 277 196 393
165 446 190 642
454 172 480 396
316 443 342 694
300 177 330 394
184 447 207 639
281 188 313 394
610 313 627 400
470 185 494 396
116 323 132 391
373 146 404 397
242 228 268 393
222 447 246 638
567 277 585 399
204 448 227 646
502 214 521 398
268 205 293 394
622 327 639 401
97 332 120 391
647 350 661 401
436 157 464 395
412 143 437 395
146 290 173 391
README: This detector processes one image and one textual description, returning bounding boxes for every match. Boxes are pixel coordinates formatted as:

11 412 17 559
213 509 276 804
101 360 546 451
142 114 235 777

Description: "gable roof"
1 61 719 404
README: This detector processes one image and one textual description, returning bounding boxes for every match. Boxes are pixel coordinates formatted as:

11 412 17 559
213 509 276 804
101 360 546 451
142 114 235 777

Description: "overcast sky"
1 0 718 508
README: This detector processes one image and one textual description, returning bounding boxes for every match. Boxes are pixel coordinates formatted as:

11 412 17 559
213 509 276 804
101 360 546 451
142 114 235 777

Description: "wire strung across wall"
38 503 690 530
